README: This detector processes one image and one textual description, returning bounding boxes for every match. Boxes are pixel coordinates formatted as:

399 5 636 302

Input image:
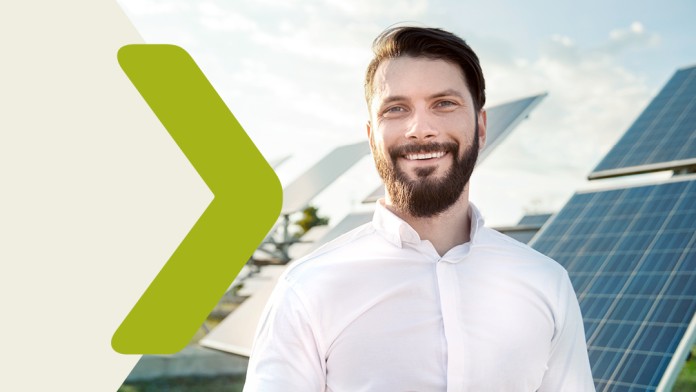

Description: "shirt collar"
372 199 485 250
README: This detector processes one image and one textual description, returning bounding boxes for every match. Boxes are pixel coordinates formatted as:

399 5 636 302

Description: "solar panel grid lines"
590 65 696 179
603 231 695 389
644 82 696 165
528 175 696 391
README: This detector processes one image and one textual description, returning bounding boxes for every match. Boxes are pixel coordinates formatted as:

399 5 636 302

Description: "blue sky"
116 0 696 225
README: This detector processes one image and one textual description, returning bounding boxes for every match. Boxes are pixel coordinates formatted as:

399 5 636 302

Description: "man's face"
367 56 486 217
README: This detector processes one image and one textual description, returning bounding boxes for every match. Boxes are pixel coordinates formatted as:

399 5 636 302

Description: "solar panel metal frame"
589 65 696 180
362 92 547 203
528 174 696 391
657 313 696 391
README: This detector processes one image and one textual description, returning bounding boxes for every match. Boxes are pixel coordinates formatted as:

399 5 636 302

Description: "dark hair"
364 26 486 113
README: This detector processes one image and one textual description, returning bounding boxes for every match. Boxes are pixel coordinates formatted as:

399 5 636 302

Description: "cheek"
369 135 388 161
370 124 395 149
443 113 472 131
378 123 406 149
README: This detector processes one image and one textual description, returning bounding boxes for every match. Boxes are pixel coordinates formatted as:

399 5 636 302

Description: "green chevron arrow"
112 44 282 354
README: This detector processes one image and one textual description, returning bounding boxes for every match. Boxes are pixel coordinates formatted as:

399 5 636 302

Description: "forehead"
371 56 471 103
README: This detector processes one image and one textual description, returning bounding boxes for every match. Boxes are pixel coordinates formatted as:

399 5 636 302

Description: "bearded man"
244 26 595 392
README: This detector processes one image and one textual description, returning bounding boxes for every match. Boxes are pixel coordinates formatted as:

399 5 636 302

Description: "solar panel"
258 141 370 261
529 176 696 391
282 141 370 214
478 92 547 162
494 213 552 244
200 265 287 357
517 213 553 227
362 93 547 203
589 65 696 180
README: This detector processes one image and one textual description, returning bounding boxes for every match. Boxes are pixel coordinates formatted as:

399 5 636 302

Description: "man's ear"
477 109 487 151
366 121 374 149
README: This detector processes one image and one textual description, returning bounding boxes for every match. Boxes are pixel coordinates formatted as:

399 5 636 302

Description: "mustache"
388 141 459 160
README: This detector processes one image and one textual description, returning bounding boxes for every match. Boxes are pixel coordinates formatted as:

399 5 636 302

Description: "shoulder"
474 226 569 279
473 227 579 326
282 221 380 286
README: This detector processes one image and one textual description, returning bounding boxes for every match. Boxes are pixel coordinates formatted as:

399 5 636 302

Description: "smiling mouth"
404 151 447 160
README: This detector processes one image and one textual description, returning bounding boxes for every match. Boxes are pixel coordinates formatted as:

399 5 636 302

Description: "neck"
384 188 472 256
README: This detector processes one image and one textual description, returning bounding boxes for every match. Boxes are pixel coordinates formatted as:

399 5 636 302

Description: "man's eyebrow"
379 88 465 107
378 95 409 106
429 89 466 100
379 89 466 105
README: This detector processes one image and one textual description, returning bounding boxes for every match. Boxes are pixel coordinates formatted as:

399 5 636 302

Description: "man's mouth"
404 151 447 160
389 142 458 163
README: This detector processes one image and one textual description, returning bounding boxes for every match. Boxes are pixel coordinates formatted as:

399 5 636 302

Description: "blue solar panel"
590 65 696 179
529 177 696 391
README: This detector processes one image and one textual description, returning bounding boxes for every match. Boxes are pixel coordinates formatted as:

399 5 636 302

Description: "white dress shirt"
244 202 594 391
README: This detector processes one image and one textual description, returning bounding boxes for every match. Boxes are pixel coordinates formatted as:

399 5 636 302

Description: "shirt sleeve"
538 271 596 392
243 277 326 392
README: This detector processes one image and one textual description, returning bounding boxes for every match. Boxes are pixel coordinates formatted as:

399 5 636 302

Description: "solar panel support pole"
279 213 292 262
656 312 696 392
254 213 296 263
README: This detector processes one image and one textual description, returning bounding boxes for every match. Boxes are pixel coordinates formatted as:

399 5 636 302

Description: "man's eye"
436 100 457 108
383 106 406 114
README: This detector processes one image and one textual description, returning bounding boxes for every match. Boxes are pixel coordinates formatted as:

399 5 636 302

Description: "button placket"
436 259 466 391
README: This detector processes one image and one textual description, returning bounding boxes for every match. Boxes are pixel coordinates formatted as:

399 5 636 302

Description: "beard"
373 127 479 218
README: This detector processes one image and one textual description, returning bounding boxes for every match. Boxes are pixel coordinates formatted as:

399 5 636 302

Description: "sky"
116 0 696 227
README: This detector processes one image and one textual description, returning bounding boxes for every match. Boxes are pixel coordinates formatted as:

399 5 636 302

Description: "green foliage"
674 346 696 391
294 206 329 237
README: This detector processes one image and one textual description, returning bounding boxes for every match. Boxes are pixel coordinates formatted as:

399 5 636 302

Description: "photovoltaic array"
590 65 696 179
530 177 696 391
529 62 696 390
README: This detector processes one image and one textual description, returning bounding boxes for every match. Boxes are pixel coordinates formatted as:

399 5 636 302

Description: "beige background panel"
0 0 212 390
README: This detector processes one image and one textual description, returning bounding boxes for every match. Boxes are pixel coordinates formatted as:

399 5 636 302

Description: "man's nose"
405 109 439 140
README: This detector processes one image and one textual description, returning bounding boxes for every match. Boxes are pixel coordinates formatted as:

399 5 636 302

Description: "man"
244 26 594 391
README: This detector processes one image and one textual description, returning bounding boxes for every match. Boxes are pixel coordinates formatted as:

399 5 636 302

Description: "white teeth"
405 151 446 160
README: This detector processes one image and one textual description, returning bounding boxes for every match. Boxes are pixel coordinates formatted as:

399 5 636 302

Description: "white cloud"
609 21 645 40
551 34 574 47
604 21 661 53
